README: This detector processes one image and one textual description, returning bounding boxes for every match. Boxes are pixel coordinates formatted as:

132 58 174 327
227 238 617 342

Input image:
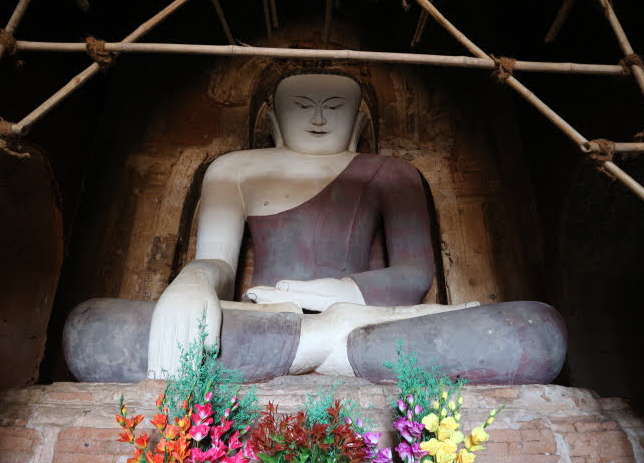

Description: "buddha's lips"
307 130 329 136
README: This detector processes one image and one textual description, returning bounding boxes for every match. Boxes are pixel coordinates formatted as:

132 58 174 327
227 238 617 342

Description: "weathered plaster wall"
0 148 63 388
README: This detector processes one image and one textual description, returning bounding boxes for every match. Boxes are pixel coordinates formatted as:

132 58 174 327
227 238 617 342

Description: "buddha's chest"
239 152 358 216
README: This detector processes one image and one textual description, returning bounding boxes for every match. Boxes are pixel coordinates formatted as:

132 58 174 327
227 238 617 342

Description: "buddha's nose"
311 105 327 126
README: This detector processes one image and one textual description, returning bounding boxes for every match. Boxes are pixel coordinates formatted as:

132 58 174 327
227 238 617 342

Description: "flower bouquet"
248 400 382 463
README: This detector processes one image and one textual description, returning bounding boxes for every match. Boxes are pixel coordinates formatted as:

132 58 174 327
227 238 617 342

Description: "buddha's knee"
347 301 567 385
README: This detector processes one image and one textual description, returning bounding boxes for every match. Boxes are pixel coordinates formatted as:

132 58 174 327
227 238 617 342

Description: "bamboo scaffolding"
262 0 272 43
208 0 234 45
582 141 644 155
415 0 644 202
596 0 644 99
322 0 332 48
0 0 32 62
545 0 576 44
9 0 192 136
14 40 628 77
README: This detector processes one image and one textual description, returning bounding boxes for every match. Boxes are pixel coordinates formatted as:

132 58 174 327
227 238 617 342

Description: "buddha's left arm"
348 157 434 306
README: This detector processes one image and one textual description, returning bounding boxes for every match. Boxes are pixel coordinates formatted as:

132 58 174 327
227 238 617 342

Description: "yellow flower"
441 391 448 400
432 400 440 409
420 438 442 455
489 408 497 417
470 427 489 445
448 401 456 411
457 396 463 406
435 447 456 463
486 417 494 425
454 412 461 421
441 440 457 455
455 448 476 463
464 427 489 450
437 417 459 441
440 408 448 417
422 413 439 433
449 431 464 445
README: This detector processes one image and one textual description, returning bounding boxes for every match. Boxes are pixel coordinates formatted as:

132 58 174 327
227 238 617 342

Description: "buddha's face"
274 74 361 155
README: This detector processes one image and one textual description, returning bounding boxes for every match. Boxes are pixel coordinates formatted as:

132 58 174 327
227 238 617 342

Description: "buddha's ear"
348 110 367 153
266 109 284 148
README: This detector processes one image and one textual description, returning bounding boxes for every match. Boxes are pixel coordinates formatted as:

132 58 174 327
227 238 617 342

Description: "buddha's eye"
294 101 313 109
323 104 343 110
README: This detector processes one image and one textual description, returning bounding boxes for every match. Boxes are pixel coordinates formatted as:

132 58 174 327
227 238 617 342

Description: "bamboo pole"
582 141 644 154
208 0 234 45
545 0 576 44
411 10 429 47
262 0 272 43
322 0 332 48
596 0 644 99
14 40 628 77
269 0 279 29
415 0 644 201
10 0 192 135
0 0 32 62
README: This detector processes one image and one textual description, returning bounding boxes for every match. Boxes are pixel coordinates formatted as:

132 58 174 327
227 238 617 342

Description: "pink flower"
204 392 213 402
192 403 214 424
210 417 233 442
227 431 243 450
188 424 210 442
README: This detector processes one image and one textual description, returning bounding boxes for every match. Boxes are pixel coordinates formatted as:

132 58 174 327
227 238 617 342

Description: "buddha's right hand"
147 260 233 379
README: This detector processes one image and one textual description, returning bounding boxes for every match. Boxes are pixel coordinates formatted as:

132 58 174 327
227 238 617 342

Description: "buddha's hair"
268 67 363 106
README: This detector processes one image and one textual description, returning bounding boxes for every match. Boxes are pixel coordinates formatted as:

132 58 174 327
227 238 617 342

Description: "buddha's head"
273 73 362 155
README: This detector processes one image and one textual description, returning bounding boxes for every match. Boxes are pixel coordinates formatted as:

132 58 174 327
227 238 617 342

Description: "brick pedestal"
1 377 642 463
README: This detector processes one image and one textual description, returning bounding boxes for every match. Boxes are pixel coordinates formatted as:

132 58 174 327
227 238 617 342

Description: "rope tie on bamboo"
0 118 15 137
587 138 616 165
0 29 17 56
634 131 644 143
85 37 115 70
490 55 516 83
619 53 644 74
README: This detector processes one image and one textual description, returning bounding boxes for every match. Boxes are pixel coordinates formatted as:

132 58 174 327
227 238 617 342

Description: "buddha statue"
64 71 566 384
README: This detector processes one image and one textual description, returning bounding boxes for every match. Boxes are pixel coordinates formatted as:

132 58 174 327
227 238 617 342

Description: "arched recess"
0 145 63 387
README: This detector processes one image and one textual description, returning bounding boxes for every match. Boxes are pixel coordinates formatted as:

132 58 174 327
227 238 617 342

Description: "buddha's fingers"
221 300 303 314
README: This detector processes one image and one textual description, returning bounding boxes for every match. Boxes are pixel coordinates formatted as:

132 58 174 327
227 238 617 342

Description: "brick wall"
1 378 642 463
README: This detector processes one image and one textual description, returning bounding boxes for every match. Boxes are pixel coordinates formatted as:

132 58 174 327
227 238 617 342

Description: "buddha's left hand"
245 277 365 312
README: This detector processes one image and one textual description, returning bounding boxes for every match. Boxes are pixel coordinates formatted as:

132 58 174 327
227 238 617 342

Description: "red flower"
116 414 127 427
126 447 143 463
155 393 165 410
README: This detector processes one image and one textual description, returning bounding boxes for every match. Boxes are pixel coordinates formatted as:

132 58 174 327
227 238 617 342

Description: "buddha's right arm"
147 154 245 378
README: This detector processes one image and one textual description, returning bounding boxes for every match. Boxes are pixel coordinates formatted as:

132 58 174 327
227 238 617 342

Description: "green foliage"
163 312 259 431
383 339 467 415
301 381 372 432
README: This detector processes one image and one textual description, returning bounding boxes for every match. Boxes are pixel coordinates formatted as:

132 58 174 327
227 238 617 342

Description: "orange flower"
155 393 166 409
175 416 191 434
126 447 142 463
155 437 172 454
116 414 126 427
126 414 145 429
146 450 165 463
118 429 135 443
164 424 180 440
171 436 192 463
150 413 168 430
134 432 151 450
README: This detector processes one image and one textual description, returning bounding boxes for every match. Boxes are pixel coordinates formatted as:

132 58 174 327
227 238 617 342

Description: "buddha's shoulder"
204 148 284 177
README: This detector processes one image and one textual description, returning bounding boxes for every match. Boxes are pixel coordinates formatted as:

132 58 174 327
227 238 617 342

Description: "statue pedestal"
0 377 642 463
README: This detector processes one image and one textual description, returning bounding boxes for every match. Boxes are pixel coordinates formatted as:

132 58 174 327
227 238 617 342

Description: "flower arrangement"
248 400 381 463
380 341 504 463
117 391 255 463
116 314 258 463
